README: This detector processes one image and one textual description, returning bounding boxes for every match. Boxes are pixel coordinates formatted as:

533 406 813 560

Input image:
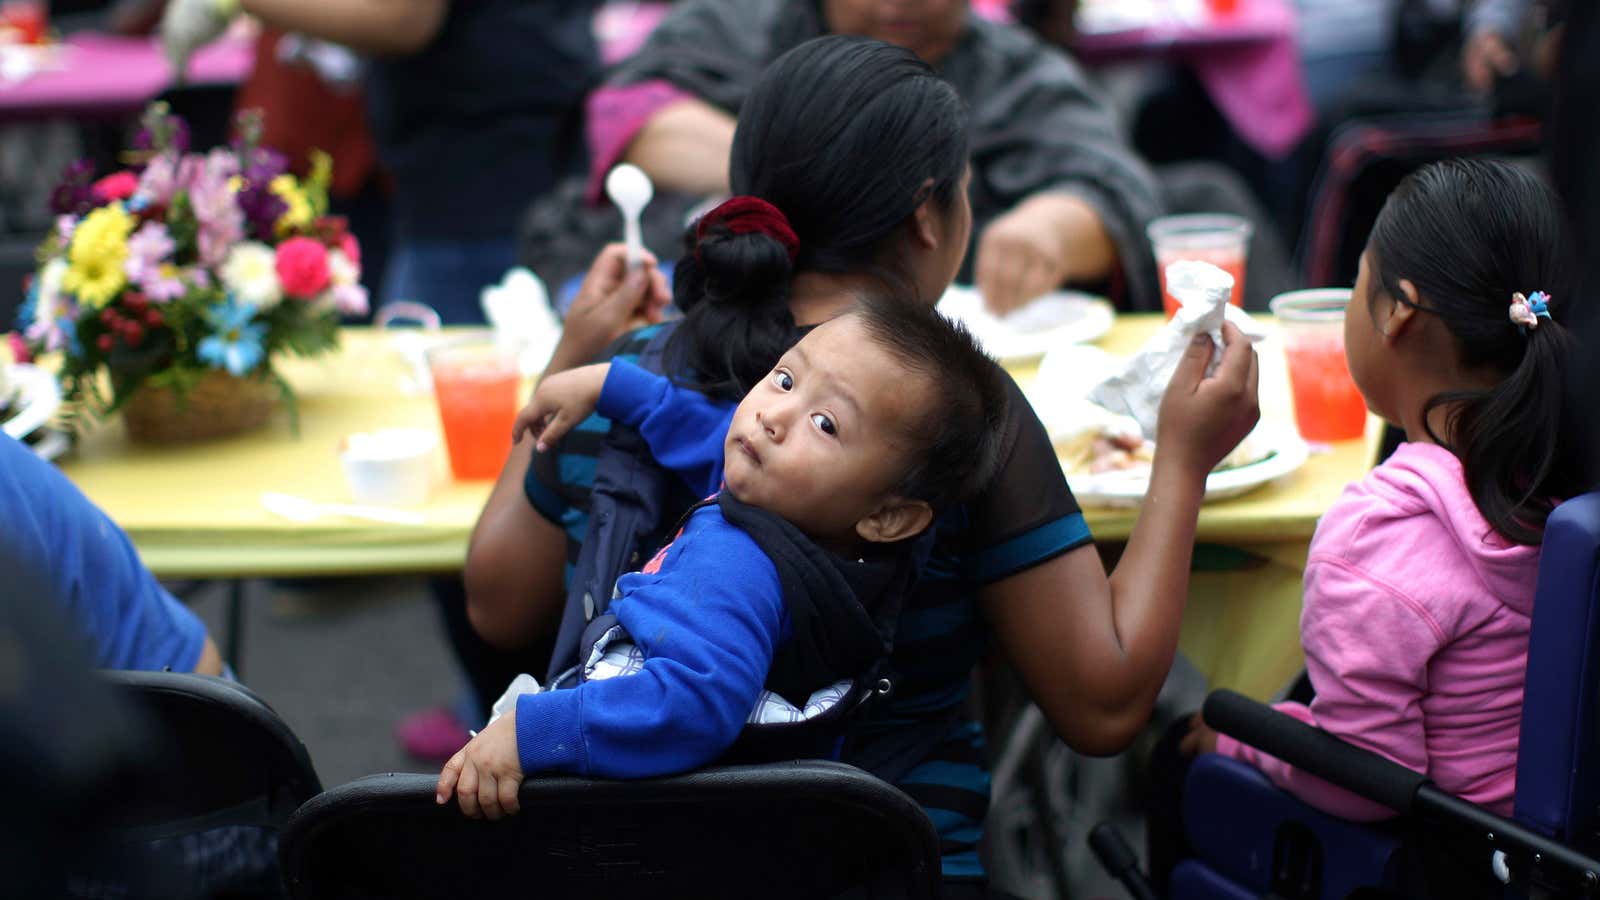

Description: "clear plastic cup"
1269 289 1369 443
1148 214 1252 318
427 339 520 480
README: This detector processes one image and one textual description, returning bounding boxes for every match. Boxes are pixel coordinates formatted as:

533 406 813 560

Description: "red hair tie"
694 195 800 263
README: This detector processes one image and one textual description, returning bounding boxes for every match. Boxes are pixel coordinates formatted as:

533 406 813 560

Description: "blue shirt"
515 365 788 778
0 434 206 671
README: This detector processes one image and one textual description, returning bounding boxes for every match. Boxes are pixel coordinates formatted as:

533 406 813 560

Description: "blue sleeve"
514 509 787 777
0 434 206 671
595 359 735 497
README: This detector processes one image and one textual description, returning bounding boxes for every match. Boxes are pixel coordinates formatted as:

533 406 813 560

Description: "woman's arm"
464 245 670 648
240 0 447 56
464 437 567 650
982 325 1259 755
621 98 737 197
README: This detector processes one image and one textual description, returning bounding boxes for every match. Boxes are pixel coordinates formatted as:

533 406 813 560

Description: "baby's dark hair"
847 297 1009 514
1366 158 1588 545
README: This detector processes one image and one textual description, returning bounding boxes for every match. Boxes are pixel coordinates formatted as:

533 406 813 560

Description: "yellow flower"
271 174 314 236
62 204 134 308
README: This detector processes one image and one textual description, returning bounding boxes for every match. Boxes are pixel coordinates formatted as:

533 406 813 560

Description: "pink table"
1075 0 1313 159
0 32 253 121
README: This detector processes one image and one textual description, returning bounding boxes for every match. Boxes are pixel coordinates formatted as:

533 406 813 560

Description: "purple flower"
133 114 190 156
239 146 288 184
49 158 97 217
236 182 288 242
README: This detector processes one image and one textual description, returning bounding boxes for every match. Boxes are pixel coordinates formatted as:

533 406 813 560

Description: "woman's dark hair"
1366 158 1587 545
670 35 969 400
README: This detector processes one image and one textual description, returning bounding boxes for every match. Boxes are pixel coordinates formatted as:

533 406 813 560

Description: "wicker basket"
121 370 279 443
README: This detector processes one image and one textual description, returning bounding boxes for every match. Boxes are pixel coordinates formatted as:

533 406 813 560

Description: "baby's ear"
855 498 934 544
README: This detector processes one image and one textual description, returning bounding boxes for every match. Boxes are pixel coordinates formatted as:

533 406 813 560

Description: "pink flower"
275 237 331 298
136 152 182 207
92 171 139 203
339 232 361 267
187 154 244 269
7 331 31 364
330 282 369 317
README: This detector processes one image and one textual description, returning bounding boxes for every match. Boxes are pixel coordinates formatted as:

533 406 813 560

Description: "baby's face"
722 315 932 544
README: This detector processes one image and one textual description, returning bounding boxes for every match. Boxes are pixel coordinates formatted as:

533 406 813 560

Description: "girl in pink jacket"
1186 159 1588 821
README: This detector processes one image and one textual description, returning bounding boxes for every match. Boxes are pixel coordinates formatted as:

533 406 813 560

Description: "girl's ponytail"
1426 302 1577 545
668 197 800 400
1368 160 1589 546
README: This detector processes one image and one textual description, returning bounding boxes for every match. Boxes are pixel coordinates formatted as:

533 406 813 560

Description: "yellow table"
53 317 1374 697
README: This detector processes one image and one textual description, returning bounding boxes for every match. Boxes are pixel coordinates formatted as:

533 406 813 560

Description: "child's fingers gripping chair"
277 760 943 900
1167 492 1600 899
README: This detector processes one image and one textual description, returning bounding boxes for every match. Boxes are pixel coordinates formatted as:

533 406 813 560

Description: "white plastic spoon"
261 492 425 526
605 163 654 269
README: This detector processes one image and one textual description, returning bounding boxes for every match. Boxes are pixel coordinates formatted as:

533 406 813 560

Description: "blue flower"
59 315 82 358
198 295 266 376
14 278 36 331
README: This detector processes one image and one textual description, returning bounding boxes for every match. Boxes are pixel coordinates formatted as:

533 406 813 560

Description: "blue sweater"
514 362 789 778
0 433 205 671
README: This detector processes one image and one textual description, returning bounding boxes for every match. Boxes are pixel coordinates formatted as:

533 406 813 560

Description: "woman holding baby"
465 36 1258 897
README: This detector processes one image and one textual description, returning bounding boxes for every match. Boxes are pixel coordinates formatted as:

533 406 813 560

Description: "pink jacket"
1216 442 1539 821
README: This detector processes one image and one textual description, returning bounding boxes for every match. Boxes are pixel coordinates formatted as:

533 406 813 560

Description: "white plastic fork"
260 491 425 526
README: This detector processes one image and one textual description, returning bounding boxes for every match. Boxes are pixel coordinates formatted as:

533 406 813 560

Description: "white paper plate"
1 364 60 440
937 287 1115 362
1067 428 1311 508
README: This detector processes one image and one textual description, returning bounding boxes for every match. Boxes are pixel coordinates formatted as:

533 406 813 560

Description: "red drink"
430 345 520 480
1157 245 1247 317
1148 214 1252 318
1271 290 1368 444
1 1 45 44
1206 0 1241 16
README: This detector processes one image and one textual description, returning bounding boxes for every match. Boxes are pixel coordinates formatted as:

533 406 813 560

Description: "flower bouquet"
9 103 367 442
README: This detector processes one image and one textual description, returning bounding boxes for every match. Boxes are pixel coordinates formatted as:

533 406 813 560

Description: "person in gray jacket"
594 0 1163 313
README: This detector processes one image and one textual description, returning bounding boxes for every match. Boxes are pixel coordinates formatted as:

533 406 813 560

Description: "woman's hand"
975 193 1115 314
546 244 670 376
513 364 609 452
1155 322 1260 475
1463 28 1518 94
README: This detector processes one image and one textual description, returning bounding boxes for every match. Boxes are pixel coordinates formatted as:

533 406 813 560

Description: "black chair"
279 761 943 900
100 670 323 839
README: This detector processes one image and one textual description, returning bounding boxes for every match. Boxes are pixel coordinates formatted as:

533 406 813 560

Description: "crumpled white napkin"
1088 260 1267 438
481 268 561 376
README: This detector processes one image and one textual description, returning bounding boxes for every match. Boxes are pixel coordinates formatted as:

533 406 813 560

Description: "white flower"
220 241 282 310
327 248 359 287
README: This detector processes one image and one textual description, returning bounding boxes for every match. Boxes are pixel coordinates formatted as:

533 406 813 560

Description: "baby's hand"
436 708 524 820
1155 322 1260 475
513 363 610 452
1178 712 1220 758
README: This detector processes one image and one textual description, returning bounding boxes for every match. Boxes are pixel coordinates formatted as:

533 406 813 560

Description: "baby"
436 297 1008 819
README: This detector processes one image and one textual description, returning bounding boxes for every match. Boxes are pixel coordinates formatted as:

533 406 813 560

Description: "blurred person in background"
166 0 601 324
558 0 1163 314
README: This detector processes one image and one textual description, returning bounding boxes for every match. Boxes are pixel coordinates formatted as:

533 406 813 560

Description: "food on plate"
1057 416 1273 477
